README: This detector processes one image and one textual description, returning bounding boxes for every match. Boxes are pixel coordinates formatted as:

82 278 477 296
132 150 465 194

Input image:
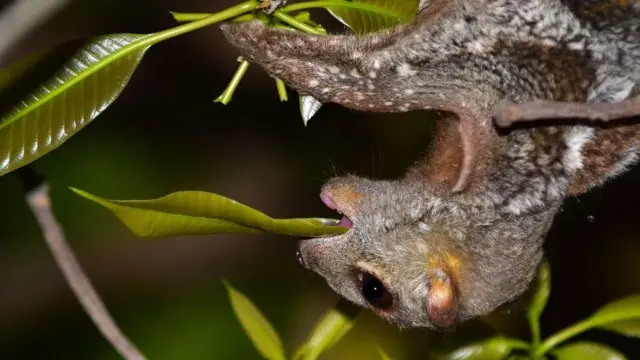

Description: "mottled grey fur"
221 0 640 329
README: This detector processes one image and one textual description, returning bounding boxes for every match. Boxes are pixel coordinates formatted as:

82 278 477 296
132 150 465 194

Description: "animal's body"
221 0 640 329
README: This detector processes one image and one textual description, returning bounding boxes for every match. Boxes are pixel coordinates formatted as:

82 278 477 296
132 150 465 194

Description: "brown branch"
493 96 640 128
24 180 147 360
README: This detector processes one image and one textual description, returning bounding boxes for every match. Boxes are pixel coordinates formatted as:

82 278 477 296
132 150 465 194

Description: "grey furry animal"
220 0 640 329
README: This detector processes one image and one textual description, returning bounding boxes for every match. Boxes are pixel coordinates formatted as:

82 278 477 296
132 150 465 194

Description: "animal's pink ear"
426 268 458 327
407 108 496 194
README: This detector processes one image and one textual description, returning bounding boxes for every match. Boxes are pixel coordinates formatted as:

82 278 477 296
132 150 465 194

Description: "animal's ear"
426 267 458 327
407 108 497 194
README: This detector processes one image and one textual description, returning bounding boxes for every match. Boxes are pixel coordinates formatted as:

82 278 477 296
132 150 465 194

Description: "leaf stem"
535 313 640 357
535 319 595 356
144 1 260 46
275 79 288 101
272 9 326 34
505 339 532 352
215 58 250 105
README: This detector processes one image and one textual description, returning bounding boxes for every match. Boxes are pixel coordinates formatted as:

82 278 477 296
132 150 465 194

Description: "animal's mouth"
320 192 353 228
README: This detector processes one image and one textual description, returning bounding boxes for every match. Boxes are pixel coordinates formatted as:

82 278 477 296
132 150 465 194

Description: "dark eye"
360 272 394 310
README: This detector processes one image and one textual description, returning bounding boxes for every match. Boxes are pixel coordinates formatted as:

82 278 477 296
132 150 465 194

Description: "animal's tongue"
321 192 353 228
339 216 353 228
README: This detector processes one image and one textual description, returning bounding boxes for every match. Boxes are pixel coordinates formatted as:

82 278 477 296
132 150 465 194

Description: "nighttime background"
0 0 639 358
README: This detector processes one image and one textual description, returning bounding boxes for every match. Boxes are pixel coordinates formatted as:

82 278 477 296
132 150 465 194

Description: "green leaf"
591 295 640 337
0 34 152 177
599 319 640 338
293 300 360 360
325 0 420 34
436 336 514 360
0 49 51 94
553 341 628 360
590 295 640 324
223 280 286 360
70 187 348 238
527 260 551 345
0 2 259 177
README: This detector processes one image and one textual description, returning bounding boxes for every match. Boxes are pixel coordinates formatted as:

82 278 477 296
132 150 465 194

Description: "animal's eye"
360 272 394 310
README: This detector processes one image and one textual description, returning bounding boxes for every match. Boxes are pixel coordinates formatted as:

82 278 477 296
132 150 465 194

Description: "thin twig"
0 0 71 63
493 96 640 128
22 174 146 360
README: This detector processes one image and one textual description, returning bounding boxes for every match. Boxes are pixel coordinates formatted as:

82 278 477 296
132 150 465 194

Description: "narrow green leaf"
527 260 551 346
599 319 640 338
528 260 551 320
293 299 360 360
553 341 628 360
223 280 286 360
0 49 51 93
590 295 640 324
436 336 514 360
326 0 420 34
0 34 151 177
70 187 348 238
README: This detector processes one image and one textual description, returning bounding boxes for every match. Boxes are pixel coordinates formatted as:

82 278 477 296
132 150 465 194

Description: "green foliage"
325 0 419 34
292 301 357 360
553 342 627 360
224 281 287 360
0 1 257 178
435 336 515 360
223 260 640 360
70 187 347 238
0 34 150 177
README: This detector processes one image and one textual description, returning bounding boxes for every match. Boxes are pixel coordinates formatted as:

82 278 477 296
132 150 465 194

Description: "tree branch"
493 96 640 128
19 168 146 360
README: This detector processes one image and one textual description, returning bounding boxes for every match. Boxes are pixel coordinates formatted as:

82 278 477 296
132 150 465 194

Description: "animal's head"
294 171 558 329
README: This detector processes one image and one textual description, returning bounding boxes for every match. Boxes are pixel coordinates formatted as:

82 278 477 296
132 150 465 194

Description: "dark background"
0 0 639 358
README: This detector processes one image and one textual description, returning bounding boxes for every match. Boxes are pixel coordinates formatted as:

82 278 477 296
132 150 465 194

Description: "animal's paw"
260 0 287 14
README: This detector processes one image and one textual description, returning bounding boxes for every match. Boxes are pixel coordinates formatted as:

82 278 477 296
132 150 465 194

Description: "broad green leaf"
293 300 360 360
553 341 627 360
436 336 514 360
590 295 640 325
599 319 640 338
0 49 51 93
0 34 151 177
223 281 286 360
326 0 420 34
0 3 258 177
70 187 348 238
